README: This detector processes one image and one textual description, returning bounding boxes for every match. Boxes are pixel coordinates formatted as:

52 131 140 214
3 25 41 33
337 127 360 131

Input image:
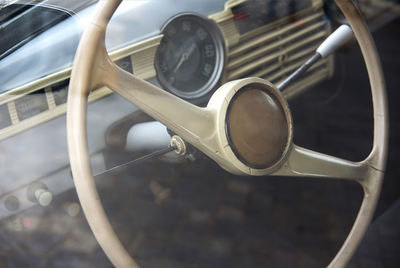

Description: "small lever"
278 25 354 91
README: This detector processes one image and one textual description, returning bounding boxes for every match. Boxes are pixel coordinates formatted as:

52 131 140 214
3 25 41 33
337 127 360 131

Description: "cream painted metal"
67 0 388 268
0 0 330 141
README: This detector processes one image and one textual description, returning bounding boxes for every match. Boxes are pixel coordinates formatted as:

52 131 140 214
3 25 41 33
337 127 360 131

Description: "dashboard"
0 0 332 219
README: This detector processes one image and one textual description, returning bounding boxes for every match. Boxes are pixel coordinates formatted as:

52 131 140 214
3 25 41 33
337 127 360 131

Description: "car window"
0 4 70 59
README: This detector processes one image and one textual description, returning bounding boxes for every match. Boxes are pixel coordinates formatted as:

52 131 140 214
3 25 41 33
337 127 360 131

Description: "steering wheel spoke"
101 60 214 145
274 144 369 181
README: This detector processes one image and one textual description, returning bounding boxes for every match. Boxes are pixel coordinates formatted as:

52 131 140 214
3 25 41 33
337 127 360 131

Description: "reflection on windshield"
0 4 69 60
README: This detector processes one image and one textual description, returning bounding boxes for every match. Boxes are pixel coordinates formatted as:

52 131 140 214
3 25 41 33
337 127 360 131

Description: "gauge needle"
173 52 189 74
173 43 196 74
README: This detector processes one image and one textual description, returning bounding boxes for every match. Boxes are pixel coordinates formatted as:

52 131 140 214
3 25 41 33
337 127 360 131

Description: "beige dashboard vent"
218 6 333 99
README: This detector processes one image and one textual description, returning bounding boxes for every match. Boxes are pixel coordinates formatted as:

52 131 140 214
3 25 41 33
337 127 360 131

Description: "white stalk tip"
317 24 353 58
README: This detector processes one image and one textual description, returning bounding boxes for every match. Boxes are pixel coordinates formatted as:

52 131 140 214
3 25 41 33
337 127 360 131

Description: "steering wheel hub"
210 77 293 175
226 84 290 169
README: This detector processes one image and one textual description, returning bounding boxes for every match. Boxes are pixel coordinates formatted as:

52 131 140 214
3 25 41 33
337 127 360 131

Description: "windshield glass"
0 4 69 59
0 0 96 60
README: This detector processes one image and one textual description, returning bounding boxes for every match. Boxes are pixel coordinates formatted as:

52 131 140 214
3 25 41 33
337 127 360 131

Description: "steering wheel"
67 0 388 267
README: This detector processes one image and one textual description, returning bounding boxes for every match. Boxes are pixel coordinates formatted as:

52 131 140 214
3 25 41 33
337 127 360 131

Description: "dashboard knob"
4 195 19 211
27 182 53 207
34 188 53 207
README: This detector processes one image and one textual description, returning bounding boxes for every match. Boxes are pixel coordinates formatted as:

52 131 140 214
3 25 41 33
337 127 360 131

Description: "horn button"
226 84 290 169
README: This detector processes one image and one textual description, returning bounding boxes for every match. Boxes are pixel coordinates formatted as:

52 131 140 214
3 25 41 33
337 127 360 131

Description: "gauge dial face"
155 14 225 100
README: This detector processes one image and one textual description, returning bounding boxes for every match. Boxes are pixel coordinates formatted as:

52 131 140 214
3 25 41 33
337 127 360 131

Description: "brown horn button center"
226 85 289 169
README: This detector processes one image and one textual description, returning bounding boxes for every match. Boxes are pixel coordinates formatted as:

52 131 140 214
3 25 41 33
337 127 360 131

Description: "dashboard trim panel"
0 35 162 141
0 0 332 141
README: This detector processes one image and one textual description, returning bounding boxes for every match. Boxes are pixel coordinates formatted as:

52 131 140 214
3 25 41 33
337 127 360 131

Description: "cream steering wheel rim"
67 0 388 267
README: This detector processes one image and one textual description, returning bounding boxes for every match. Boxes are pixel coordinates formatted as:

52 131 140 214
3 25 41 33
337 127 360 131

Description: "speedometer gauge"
155 14 225 101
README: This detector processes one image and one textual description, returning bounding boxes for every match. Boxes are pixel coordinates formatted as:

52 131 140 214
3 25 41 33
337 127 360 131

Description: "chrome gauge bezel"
155 13 225 101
